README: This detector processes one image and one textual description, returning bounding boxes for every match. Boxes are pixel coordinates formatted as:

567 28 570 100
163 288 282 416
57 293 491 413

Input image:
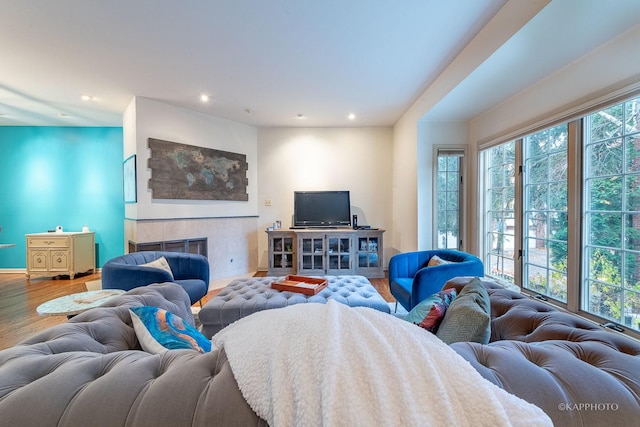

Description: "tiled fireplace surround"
125 217 259 287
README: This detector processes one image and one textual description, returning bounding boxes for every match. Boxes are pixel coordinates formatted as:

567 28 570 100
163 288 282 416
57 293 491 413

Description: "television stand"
266 228 385 278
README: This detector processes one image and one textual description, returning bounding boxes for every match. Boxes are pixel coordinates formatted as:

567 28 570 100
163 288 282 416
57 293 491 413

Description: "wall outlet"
264 199 272 206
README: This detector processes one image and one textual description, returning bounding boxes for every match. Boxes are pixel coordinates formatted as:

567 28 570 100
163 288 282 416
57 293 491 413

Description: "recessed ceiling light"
348 113 356 120
297 114 304 119
200 94 210 102
80 94 93 101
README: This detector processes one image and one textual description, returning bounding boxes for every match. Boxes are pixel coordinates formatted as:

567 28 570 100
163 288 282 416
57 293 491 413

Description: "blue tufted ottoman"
199 275 391 337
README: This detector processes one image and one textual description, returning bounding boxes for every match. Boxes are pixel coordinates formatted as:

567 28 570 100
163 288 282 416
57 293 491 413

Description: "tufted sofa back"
13 282 194 354
444 276 640 426
0 283 264 427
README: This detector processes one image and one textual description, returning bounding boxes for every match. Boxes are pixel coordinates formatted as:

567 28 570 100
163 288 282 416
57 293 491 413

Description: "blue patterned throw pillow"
130 306 211 354
405 288 457 333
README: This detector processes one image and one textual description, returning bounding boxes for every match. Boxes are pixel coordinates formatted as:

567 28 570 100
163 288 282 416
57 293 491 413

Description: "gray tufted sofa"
0 283 265 427
2 279 639 426
444 276 640 426
198 275 391 337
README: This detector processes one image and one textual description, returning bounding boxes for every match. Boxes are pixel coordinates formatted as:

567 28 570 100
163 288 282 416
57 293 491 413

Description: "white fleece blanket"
212 300 552 427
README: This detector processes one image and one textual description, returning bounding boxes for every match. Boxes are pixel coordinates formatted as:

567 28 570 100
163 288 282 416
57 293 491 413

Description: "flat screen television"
293 191 351 227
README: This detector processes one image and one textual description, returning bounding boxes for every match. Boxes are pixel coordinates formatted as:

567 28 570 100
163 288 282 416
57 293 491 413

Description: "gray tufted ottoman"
200 275 390 337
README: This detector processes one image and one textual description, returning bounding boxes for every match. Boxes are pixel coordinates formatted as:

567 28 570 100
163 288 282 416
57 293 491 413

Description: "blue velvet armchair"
102 251 210 305
388 249 484 311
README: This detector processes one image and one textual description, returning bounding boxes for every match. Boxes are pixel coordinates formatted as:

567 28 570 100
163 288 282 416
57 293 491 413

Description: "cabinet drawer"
27 237 70 248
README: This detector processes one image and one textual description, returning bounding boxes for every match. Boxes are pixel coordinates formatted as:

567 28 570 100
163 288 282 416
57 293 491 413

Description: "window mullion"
566 119 582 312
514 139 524 287
458 156 464 250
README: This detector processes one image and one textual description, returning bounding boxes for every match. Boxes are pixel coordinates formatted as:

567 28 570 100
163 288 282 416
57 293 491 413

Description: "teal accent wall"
0 127 124 269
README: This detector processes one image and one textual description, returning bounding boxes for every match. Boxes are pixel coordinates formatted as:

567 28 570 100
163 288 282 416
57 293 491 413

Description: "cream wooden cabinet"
26 232 95 279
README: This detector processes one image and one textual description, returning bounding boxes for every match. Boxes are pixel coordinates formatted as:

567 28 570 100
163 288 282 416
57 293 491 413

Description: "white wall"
122 97 260 281
416 121 469 250
125 97 258 220
123 98 138 220
391 114 419 256
256 127 393 270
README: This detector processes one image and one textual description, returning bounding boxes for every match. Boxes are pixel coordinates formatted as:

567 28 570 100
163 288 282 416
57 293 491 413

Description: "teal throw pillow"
436 277 491 344
405 288 457 333
130 306 211 354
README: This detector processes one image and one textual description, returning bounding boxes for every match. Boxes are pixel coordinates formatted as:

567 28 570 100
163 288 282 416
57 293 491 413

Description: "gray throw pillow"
436 277 491 344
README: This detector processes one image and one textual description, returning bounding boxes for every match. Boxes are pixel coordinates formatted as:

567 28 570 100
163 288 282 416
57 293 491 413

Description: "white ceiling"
426 0 640 122
1 0 639 128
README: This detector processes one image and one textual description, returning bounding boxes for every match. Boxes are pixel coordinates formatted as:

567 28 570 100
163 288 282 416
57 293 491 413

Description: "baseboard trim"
0 268 102 274
0 268 25 274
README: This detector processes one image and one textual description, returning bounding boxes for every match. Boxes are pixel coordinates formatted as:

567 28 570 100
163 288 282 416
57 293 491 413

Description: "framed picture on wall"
123 154 137 203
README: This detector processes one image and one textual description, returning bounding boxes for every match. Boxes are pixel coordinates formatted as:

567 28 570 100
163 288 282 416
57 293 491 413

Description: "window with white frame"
479 94 640 334
435 149 463 249
583 97 640 329
523 124 568 302
484 142 516 281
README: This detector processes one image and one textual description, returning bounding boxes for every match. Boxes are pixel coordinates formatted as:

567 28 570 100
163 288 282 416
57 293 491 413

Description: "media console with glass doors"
266 228 384 278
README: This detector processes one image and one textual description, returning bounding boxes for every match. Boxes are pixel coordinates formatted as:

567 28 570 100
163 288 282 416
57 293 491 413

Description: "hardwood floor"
0 272 89 350
0 272 393 350
369 277 394 301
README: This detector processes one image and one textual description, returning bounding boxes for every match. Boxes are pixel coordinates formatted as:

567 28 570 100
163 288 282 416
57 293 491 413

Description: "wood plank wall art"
148 138 248 201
